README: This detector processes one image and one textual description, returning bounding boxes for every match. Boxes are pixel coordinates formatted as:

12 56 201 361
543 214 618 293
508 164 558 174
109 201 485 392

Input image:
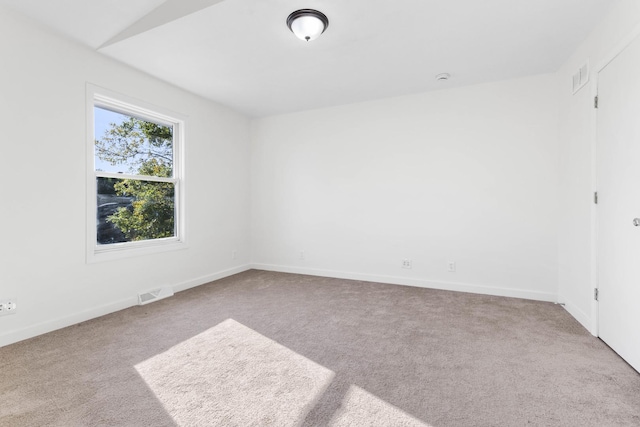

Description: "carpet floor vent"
138 287 174 305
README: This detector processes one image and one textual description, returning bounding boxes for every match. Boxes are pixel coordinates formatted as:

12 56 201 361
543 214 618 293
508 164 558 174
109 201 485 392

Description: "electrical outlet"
232 250 237 260
0 298 17 316
402 259 412 269
299 251 305 260
448 262 456 272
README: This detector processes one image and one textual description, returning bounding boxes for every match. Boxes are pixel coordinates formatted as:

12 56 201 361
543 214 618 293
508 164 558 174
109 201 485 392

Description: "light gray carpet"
1 270 639 426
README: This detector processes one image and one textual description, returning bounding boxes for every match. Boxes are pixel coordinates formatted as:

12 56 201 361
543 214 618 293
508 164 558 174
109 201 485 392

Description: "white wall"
251 74 560 301
0 6 251 347
5 0 636 347
557 0 640 332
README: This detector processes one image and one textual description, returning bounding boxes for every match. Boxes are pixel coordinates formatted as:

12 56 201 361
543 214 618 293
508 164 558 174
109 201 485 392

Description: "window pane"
97 177 175 245
94 106 173 178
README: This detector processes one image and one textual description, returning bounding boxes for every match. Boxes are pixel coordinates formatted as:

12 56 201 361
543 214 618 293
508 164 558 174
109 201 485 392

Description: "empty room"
1 0 639 425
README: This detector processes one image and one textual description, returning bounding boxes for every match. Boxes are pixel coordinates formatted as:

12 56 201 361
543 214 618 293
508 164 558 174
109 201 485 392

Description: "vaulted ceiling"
0 0 618 116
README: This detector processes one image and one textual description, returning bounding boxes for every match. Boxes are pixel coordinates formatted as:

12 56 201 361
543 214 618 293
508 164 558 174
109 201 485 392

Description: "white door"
597 32 640 373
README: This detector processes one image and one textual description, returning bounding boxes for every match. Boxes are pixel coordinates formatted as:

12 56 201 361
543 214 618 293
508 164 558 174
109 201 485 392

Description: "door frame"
591 22 640 336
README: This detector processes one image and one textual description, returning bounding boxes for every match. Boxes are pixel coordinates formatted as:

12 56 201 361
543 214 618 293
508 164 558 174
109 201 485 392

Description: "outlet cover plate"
0 298 17 316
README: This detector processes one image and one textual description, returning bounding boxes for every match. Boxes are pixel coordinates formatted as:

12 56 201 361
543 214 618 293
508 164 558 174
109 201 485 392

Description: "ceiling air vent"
572 61 589 94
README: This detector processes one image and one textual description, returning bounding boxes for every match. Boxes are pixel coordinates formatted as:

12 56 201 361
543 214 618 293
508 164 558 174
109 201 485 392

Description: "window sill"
87 238 188 263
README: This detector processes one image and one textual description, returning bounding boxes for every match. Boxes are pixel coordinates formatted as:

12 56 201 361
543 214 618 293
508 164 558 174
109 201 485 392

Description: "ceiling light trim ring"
287 9 329 41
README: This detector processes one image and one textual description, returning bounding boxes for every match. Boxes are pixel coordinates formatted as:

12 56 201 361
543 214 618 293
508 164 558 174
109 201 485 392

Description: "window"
87 85 185 261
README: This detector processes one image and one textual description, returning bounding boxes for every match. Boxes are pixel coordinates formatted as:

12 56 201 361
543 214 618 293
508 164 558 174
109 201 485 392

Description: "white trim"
0 263 556 348
93 91 182 128
590 69 600 337
96 171 176 183
0 296 135 348
593 22 640 75
250 264 557 303
559 296 593 334
173 265 251 293
90 237 187 262
0 264 251 348
86 83 187 263
590 21 640 337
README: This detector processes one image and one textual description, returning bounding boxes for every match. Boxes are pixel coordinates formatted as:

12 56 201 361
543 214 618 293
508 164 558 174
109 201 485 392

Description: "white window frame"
86 84 186 263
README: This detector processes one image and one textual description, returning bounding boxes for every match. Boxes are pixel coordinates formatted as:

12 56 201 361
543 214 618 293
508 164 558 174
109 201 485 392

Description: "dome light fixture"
286 9 329 42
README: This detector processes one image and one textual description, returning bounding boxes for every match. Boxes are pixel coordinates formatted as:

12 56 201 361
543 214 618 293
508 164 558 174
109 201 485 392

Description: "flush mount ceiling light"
286 9 329 42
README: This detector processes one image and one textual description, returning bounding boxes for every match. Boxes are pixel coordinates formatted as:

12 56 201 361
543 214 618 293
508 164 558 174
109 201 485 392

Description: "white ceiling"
1 0 618 117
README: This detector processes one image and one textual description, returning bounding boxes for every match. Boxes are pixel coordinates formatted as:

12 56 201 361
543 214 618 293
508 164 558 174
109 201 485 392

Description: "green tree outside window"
95 113 175 242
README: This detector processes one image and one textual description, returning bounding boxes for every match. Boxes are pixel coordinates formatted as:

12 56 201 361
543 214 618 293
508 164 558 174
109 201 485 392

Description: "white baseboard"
0 296 137 349
251 263 557 303
0 263 559 348
173 264 251 293
558 296 593 335
0 264 251 348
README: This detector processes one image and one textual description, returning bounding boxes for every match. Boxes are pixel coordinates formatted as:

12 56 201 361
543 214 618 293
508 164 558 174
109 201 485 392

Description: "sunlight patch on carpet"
135 319 334 426
328 385 433 427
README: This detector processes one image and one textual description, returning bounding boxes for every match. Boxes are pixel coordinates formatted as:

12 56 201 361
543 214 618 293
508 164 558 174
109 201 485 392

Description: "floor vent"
138 287 174 305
